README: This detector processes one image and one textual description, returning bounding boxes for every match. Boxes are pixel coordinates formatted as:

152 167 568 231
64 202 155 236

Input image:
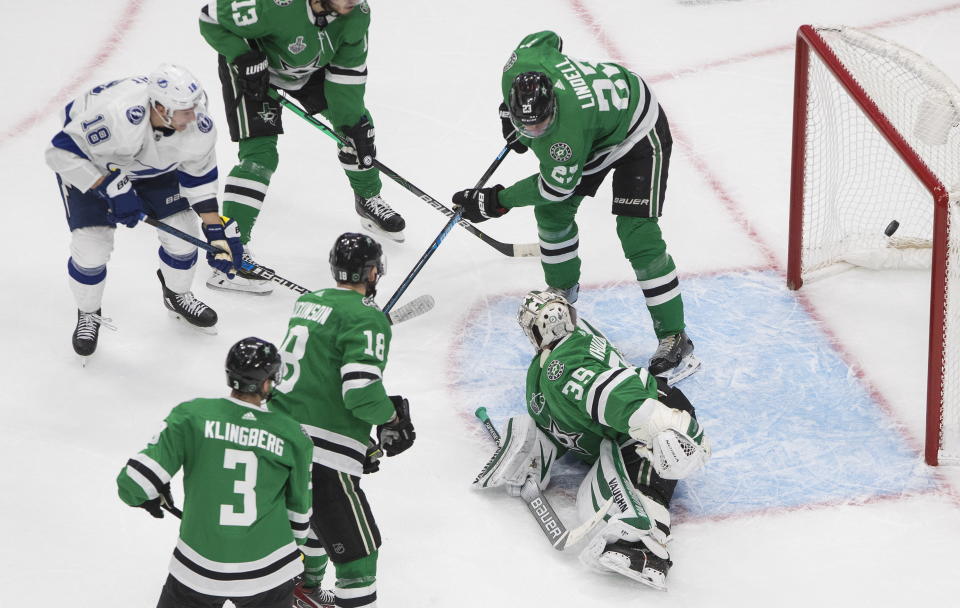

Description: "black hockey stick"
141 216 433 325
383 145 511 313
474 408 610 551
273 91 539 258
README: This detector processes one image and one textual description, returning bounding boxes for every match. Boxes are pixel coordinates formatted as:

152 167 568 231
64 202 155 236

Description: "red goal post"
787 24 960 465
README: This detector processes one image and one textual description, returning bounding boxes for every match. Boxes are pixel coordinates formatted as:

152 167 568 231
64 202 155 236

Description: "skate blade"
77 354 90 367
597 554 668 591
166 310 218 335
206 276 274 296
359 217 405 243
663 354 702 386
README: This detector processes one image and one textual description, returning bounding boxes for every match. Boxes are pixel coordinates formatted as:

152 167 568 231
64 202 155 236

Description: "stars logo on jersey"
359 1 370 14
503 51 518 73
549 142 573 162
125 105 146 125
529 392 546 415
288 35 306 55
257 104 278 126
546 359 565 381
548 418 588 455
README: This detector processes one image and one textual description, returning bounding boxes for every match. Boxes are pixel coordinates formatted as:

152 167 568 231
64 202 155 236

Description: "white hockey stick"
475 407 612 551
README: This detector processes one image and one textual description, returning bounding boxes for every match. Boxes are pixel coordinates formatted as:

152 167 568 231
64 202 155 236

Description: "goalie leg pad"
473 415 559 495
576 438 652 532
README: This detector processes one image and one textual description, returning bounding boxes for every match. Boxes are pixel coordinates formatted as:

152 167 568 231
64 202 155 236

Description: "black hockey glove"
136 483 176 519
364 442 383 474
232 49 270 102
499 102 528 154
377 396 415 456
341 116 377 170
452 185 508 223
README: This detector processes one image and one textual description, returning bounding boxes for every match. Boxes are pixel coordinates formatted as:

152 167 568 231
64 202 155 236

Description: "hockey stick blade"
385 294 434 325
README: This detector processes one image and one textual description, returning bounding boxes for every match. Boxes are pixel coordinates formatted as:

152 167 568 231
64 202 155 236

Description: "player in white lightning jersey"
45 64 245 362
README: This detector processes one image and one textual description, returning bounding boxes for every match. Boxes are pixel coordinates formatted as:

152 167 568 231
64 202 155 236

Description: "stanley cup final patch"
503 51 518 72
549 142 573 162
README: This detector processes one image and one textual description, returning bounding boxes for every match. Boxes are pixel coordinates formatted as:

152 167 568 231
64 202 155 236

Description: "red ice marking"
0 0 147 147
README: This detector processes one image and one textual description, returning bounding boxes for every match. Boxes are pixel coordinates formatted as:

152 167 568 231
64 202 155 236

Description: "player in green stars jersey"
270 232 415 608
452 31 699 383
116 337 314 607
474 291 711 591
199 0 405 296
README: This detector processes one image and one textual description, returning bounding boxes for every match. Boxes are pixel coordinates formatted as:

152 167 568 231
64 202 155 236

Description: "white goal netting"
797 25 960 464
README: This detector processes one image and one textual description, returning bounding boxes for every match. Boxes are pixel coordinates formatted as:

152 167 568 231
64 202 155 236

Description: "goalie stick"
474 407 611 551
141 216 433 325
273 90 540 258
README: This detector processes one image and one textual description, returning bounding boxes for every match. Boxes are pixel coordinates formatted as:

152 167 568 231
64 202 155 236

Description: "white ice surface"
2 1 960 606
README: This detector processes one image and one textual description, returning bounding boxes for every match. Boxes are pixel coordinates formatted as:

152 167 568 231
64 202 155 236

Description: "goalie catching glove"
452 185 507 223
627 401 710 480
201 216 244 278
377 396 415 456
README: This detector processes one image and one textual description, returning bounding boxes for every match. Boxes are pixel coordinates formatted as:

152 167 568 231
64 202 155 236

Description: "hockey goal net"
787 25 960 466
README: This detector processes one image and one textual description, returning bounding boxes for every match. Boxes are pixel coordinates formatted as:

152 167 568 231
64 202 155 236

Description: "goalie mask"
517 290 577 350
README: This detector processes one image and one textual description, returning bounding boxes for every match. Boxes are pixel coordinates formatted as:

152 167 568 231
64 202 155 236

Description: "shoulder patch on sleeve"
197 113 214 133
125 105 146 125
546 359 565 381
504 51 518 73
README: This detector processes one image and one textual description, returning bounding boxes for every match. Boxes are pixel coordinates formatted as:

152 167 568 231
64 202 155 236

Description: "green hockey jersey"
199 0 372 128
525 321 661 463
116 397 314 597
271 288 395 477
499 30 660 208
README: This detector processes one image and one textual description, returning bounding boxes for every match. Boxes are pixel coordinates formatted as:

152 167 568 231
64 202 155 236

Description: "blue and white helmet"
517 290 576 350
148 63 205 125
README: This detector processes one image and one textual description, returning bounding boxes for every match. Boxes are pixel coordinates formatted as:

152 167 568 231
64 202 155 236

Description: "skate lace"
175 292 208 316
652 334 680 359
363 196 397 220
77 312 117 339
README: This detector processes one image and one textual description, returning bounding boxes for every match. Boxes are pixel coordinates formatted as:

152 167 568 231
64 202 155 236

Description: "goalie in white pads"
45 64 246 361
474 290 711 590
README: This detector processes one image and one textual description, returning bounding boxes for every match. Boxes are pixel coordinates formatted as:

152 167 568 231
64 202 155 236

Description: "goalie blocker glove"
95 169 142 228
452 185 507 223
377 396 415 456
499 102 529 154
231 49 270 102
202 217 244 278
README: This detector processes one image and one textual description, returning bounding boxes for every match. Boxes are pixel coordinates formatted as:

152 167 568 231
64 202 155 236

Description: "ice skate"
72 309 115 365
157 270 218 334
293 582 335 608
648 330 700 385
546 283 579 304
597 539 672 591
207 245 274 295
355 194 405 243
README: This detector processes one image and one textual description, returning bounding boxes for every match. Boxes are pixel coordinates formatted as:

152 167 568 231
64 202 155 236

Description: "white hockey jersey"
45 76 218 208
